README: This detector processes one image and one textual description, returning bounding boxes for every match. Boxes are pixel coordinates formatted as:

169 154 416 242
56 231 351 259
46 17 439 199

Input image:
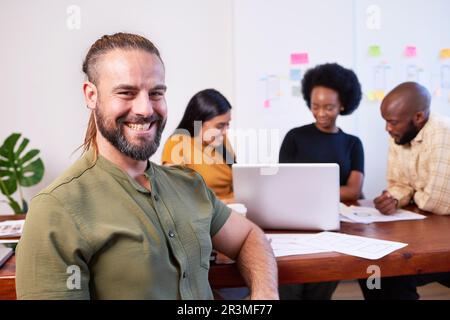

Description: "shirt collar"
90 149 154 194
411 114 433 145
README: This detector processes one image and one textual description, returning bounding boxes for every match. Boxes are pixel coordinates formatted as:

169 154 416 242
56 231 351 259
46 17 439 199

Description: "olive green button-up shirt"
15 150 231 299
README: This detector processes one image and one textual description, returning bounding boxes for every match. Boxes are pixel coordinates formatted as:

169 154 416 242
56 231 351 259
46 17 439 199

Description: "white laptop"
232 163 340 231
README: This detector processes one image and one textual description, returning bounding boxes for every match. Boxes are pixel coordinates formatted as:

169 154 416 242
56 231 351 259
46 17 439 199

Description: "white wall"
1 0 449 214
0 0 234 213
232 0 450 199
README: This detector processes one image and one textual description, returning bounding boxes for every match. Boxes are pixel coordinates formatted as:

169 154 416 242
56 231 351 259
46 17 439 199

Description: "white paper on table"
0 220 25 237
339 203 426 224
0 239 19 244
265 233 331 257
299 231 407 260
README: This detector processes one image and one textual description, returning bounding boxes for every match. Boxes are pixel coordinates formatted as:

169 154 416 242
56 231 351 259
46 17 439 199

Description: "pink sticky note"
405 46 417 58
291 53 309 65
264 99 270 108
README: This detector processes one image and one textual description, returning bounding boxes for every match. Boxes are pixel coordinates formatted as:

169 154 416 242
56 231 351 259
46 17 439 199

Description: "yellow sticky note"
374 90 385 101
369 45 381 57
440 49 450 59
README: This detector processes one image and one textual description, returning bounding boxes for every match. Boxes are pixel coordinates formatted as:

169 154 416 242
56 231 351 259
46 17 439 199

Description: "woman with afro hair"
280 63 365 202
278 63 364 300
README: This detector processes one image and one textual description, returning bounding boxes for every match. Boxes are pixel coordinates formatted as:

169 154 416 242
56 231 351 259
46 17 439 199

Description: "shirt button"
154 194 159 201
168 230 175 238
183 272 187 278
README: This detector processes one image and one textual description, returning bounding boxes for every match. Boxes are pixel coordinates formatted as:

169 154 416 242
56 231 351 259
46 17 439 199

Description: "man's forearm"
236 226 279 299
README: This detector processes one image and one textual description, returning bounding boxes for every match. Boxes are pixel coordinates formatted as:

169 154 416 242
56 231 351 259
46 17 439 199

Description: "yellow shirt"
162 134 234 201
387 114 450 215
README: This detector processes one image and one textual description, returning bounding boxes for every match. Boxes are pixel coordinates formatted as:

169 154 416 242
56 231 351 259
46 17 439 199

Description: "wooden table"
0 214 25 300
208 201 450 288
2 204 450 299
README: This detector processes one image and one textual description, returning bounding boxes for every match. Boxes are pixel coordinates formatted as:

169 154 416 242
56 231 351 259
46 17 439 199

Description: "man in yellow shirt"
361 82 450 300
374 82 450 215
15 33 278 300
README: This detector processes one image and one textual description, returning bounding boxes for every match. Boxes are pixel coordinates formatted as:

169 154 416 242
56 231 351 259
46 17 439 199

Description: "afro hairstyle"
301 63 362 115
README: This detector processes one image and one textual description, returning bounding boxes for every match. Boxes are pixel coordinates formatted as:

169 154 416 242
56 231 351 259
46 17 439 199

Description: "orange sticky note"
291 53 309 65
405 46 417 58
440 49 450 59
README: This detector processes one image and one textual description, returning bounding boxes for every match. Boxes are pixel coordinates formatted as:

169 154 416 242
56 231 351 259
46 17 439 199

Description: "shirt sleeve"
350 137 365 174
15 193 92 300
386 140 415 207
413 131 450 215
279 130 297 163
205 185 232 237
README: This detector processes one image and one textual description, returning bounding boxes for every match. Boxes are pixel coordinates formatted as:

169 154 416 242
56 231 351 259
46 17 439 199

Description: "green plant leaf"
8 197 23 214
2 133 20 159
15 138 29 158
19 158 44 187
18 149 40 166
0 176 17 196
0 133 45 213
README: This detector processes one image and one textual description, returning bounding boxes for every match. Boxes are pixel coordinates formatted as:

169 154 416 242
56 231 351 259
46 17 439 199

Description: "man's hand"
374 190 399 215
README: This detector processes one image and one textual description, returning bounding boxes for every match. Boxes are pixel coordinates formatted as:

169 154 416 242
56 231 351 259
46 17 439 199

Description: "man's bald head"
382 82 431 115
380 82 431 145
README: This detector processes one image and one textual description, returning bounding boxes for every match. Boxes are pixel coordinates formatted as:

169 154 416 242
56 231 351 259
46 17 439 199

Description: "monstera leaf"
0 133 45 213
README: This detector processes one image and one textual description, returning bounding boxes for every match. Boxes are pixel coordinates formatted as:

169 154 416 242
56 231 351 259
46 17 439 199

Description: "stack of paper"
339 203 426 224
266 232 407 260
266 233 330 257
300 232 407 260
0 220 25 237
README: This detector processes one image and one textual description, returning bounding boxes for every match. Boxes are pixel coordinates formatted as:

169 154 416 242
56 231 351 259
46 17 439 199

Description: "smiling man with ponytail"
15 32 278 300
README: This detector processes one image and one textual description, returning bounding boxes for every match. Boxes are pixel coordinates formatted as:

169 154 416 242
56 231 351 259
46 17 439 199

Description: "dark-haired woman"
162 89 249 299
280 63 365 201
162 89 235 203
279 63 365 300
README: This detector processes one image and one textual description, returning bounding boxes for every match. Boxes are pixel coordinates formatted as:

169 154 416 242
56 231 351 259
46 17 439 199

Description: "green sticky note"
367 91 376 101
369 45 381 57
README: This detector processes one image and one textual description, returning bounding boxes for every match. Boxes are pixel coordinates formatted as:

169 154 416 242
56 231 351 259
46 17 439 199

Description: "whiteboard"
232 0 450 198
